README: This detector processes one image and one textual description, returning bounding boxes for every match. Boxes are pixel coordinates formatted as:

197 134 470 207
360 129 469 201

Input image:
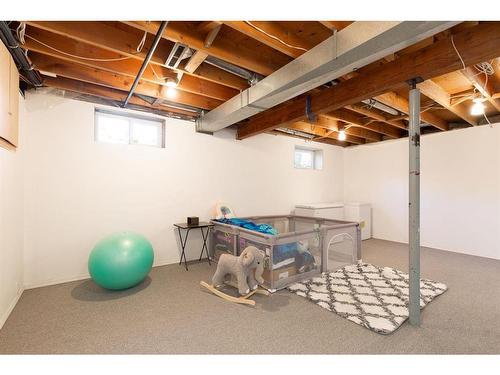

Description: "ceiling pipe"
0 21 43 87
204 55 263 85
197 21 459 133
123 21 168 108
361 98 399 116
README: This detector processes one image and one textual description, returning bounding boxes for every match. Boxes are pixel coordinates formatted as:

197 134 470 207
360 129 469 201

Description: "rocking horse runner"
200 246 270 306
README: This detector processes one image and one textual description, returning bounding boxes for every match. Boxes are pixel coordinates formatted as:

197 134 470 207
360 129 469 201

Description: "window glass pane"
294 148 314 169
96 115 130 144
131 120 162 147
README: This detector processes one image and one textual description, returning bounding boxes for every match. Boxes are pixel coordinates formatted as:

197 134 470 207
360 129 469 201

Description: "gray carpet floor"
1 239 499 354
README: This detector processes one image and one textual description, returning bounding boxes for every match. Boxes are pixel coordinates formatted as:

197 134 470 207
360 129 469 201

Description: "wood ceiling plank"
223 21 312 58
237 22 500 139
32 54 223 110
42 76 196 117
22 28 239 102
123 21 291 76
345 103 407 130
375 92 449 130
290 121 365 144
24 23 248 91
311 115 383 141
460 67 500 113
325 109 403 139
418 79 478 126
184 23 222 73
318 21 353 32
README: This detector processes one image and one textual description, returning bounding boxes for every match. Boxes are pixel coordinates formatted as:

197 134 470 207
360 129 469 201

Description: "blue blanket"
215 218 278 235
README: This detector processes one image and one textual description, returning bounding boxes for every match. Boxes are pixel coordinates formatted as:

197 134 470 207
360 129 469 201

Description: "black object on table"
174 222 213 270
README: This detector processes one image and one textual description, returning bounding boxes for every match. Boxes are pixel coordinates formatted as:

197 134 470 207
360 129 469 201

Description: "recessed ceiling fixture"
470 97 486 116
166 87 178 98
165 78 178 88
338 129 346 141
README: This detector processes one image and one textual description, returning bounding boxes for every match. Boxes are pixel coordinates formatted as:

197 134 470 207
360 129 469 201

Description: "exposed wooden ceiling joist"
184 22 222 73
222 21 312 58
123 21 291 76
418 79 478 126
326 109 403 139
345 103 407 130
42 76 197 118
460 66 500 113
290 122 366 145
24 23 249 91
237 22 500 139
374 92 449 130
31 53 223 110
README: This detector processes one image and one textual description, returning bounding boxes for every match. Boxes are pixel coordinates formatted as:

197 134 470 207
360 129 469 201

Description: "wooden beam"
290 122 365 144
29 53 224 110
223 21 311 58
185 23 222 73
460 67 500 113
418 79 478 126
23 26 245 96
312 115 383 142
24 23 248 91
123 21 291 76
318 21 353 32
345 103 407 129
375 92 449 130
237 22 500 139
269 129 350 147
42 76 196 117
325 109 403 139
197 21 223 34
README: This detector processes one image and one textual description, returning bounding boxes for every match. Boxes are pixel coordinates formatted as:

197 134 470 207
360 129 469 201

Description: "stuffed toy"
212 246 266 295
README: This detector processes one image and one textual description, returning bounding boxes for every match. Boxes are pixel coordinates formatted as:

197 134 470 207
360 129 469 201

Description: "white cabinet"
344 202 371 240
295 203 344 220
0 42 19 149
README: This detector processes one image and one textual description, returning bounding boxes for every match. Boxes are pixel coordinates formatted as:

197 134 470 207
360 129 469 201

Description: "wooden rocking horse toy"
200 246 270 306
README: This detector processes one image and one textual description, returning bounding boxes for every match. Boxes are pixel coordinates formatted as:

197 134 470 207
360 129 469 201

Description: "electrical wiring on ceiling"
450 33 496 126
244 21 308 52
14 21 150 63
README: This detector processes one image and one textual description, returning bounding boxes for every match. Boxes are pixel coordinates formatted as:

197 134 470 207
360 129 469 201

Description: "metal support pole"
123 21 168 108
408 79 421 326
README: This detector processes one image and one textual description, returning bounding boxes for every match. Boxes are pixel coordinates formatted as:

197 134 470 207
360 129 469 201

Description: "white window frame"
94 108 165 148
294 146 323 170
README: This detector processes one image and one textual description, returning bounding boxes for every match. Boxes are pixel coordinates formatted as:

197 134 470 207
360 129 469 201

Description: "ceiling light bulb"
470 98 486 116
338 130 346 141
165 79 178 88
166 87 177 98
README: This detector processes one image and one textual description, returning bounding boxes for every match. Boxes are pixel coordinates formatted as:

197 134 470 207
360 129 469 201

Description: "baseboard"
23 259 181 290
370 236 500 261
24 273 91 290
0 287 24 331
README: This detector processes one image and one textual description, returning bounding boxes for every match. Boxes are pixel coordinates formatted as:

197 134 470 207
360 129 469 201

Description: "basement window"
94 109 165 148
294 146 323 170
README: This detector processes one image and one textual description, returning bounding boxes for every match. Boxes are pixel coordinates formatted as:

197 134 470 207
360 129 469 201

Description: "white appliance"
294 202 344 220
344 202 371 240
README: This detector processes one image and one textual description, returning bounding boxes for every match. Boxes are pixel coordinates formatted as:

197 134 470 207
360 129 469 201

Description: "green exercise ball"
88 232 154 290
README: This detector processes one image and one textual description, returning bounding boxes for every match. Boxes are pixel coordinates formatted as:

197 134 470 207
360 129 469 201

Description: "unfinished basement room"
1 1 500 372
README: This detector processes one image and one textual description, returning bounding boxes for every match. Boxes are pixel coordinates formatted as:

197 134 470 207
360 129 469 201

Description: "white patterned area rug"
288 262 447 335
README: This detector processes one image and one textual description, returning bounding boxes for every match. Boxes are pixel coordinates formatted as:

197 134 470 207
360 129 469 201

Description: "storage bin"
210 215 361 292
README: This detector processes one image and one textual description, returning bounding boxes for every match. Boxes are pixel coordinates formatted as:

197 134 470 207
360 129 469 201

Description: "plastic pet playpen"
210 215 361 292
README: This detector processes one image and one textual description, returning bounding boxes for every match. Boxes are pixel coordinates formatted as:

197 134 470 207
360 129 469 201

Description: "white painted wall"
344 125 500 259
0 95 25 329
21 92 344 288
